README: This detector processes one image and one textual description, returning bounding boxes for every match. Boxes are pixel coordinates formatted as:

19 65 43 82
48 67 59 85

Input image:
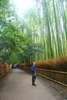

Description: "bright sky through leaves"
10 0 35 18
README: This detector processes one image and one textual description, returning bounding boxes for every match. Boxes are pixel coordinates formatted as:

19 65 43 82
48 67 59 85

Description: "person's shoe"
34 84 36 86
32 83 36 86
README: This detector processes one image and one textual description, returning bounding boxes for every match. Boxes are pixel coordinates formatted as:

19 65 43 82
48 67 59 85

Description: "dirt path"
0 69 67 100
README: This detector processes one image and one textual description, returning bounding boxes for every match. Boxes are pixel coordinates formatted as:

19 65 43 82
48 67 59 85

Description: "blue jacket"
31 64 36 74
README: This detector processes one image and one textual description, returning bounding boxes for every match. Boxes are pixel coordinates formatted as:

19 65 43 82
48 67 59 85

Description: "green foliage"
0 0 67 63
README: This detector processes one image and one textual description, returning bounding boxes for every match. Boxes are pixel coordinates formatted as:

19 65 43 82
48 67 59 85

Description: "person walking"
31 62 36 86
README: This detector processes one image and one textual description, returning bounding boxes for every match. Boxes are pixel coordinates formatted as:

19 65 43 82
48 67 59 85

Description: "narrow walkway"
0 69 67 100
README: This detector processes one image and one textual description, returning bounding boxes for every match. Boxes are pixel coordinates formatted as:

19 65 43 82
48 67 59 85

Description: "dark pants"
32 75 36 85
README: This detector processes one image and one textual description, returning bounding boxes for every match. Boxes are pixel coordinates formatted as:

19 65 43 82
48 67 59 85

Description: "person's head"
33 62 36 65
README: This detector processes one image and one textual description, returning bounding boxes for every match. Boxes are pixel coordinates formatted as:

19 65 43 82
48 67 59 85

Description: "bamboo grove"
0 0 67 64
